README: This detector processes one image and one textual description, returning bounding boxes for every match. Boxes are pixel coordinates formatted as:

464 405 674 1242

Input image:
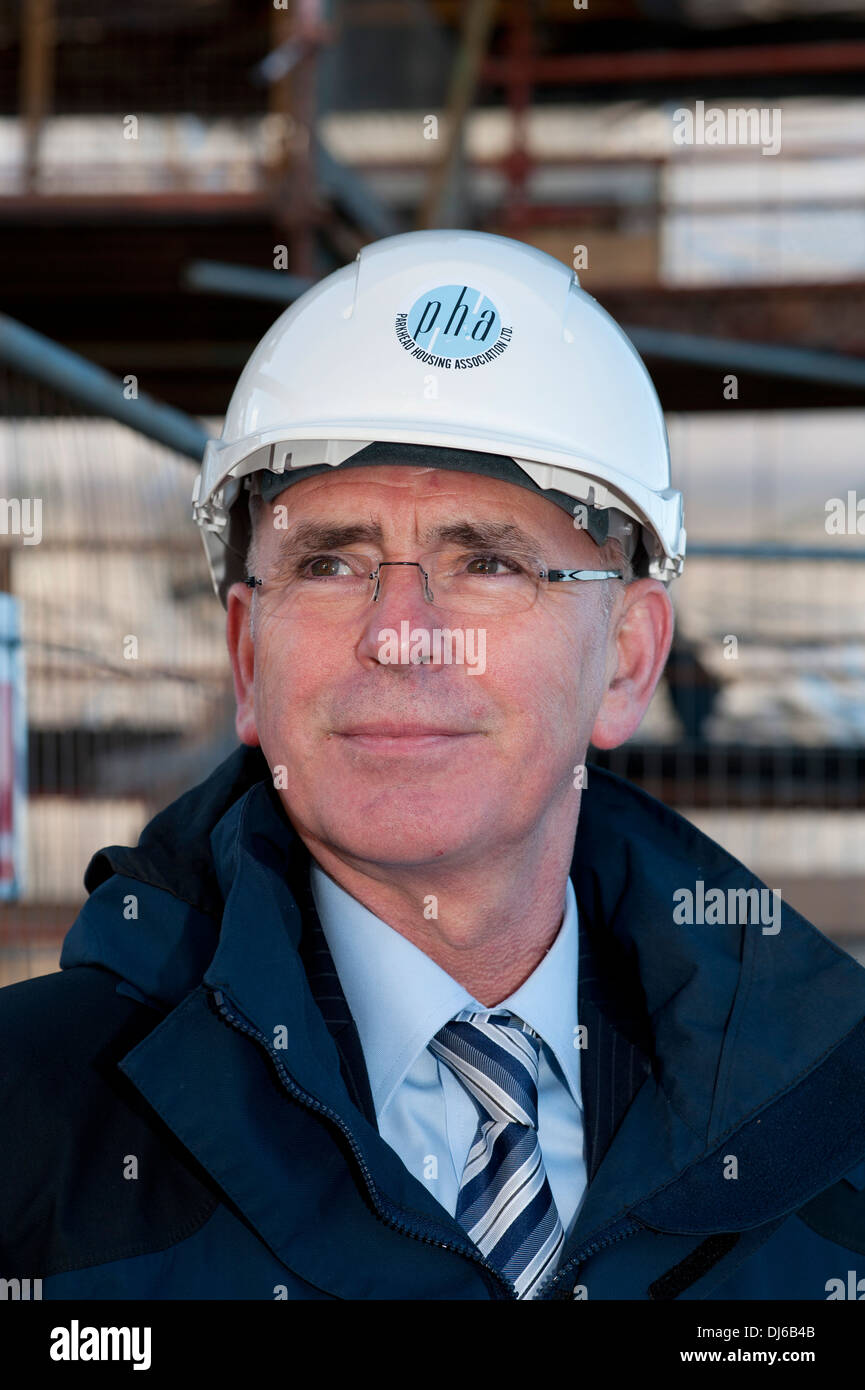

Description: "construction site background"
2 0 865 982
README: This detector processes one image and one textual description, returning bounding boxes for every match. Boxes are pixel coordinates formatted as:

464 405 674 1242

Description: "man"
2 230 865 1301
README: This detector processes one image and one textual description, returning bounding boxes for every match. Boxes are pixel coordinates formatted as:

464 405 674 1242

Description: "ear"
226 580 260 747
590 579 674 750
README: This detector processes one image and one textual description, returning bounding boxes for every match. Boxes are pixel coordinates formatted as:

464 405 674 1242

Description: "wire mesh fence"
0 367 231 983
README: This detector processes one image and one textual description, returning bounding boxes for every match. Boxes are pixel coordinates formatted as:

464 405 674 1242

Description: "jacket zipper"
210 987 518 1300
541 1219 646 1299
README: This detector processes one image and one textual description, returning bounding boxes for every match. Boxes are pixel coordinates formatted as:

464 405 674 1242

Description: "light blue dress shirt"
310 862 588 1237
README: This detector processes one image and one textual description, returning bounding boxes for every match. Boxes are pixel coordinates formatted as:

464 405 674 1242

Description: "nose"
356 559 441 671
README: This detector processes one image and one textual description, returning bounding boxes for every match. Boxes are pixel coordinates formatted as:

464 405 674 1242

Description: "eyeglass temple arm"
542 569 623 582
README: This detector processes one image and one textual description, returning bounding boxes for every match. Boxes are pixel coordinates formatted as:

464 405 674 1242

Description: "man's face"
227 464 671 871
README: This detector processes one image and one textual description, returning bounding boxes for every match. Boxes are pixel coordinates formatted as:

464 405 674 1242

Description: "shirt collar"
310 861 581 1119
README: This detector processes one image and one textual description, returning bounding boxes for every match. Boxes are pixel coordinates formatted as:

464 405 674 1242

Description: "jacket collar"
70 743 865 1253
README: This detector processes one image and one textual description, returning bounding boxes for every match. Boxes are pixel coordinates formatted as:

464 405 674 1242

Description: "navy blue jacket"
2 743 865 1300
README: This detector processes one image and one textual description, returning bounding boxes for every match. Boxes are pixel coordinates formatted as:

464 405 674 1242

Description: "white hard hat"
193 228 686 606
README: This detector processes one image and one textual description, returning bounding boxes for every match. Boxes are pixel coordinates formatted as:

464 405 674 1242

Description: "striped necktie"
429 1010 565 1300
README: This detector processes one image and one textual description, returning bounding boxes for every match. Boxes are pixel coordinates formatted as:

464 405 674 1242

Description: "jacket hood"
61 742 865 1226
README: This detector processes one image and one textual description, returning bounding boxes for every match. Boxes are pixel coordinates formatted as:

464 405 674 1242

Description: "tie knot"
429 1011 541 1128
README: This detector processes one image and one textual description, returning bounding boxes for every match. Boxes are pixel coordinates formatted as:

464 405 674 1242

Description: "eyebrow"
267 517 546 570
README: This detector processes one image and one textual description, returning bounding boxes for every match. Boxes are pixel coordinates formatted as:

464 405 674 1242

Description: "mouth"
336 723 479 753
340 723 474 738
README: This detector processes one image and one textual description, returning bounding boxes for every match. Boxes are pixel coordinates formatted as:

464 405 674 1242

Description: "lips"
339 724 473 738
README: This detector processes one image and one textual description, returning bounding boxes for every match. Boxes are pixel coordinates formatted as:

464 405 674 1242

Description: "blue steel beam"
182 260 315 303
313 135 405 240
184 264 865 390
0 313 211 461
625 325 865 391
687 543 865 560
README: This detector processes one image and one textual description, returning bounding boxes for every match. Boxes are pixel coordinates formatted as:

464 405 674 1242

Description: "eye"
463 552 526 577
299 554 356 578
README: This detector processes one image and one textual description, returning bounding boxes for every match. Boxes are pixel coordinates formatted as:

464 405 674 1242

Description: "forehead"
265 463 565 523
254 463 603 562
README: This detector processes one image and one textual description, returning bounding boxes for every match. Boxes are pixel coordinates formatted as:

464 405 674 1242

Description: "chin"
313 805 486 867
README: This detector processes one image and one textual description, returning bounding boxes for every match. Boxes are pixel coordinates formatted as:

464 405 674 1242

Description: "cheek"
484 621 596 735
252 621 314 735
520 615 606 736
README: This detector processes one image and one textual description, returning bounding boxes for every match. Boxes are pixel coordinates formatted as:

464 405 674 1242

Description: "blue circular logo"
395 283 511 368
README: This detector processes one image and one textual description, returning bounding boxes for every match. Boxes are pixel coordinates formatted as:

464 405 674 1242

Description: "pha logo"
395 283 512 369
